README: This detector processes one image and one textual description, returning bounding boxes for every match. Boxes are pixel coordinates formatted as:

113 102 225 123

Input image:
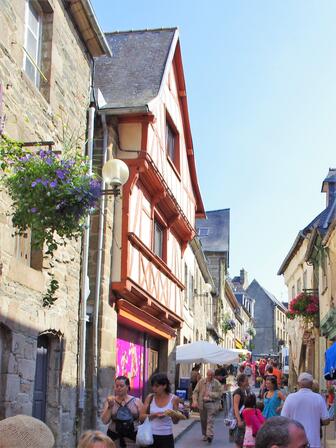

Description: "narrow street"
176 412 234 448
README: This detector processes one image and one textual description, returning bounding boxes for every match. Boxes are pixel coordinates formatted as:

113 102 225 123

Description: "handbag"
135 417 154 446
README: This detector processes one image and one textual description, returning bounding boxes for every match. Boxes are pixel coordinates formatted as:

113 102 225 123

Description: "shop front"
116 299 176 399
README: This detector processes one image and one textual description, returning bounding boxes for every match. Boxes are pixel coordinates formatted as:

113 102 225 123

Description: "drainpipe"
78 99 95 430
92 113 108 427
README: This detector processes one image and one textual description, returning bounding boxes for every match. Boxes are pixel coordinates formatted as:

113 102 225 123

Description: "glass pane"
26 29 38 61
28 1 39 36
166 123 175 161
24 57 36 84
154 221 163 258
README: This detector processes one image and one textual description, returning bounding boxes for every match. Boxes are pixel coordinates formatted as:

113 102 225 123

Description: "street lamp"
102 158 129 196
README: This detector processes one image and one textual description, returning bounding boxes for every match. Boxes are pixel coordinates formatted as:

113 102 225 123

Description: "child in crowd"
242 394 265 448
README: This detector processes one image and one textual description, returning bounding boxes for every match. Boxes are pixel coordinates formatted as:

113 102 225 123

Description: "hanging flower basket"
246 326 256 337
0 136 101 306
222 317 236 334
286 291 319 325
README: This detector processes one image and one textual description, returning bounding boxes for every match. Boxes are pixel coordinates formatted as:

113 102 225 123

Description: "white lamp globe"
102 158 129 187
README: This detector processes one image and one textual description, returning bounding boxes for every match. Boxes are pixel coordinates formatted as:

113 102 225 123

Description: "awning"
176 341 239 365
324 341 336 380
235 338 243 349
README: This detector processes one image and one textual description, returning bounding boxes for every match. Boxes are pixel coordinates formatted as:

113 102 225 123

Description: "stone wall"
0 0 92 446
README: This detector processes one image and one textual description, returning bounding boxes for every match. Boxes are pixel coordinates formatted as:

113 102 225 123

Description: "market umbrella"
176 340 239 365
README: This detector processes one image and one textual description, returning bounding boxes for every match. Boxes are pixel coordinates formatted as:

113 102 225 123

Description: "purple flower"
56 169 66 180
45 158 53 166
49 180 58 188
39 150 46 158
30 207 38 213
32 178 42 187
41 180 48 187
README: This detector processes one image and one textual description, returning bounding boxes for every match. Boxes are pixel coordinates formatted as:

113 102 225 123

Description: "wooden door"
147 348 159 380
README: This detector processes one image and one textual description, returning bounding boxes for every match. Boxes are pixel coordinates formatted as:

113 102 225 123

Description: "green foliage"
0 136 101 306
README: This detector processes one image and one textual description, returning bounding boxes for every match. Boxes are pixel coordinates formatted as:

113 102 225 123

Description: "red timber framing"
111 39 205 333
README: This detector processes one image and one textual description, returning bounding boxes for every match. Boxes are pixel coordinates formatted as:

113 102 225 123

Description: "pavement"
175 411 234 447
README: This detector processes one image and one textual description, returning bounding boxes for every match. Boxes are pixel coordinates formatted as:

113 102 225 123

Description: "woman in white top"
140 373 180 448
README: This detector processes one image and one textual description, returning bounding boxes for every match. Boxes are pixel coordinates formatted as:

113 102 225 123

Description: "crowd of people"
189 355 333 448
0 360 334 448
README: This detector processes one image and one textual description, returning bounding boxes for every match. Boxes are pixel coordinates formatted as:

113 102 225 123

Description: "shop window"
153 220 163 259
23 0 53 101
165 115 180 172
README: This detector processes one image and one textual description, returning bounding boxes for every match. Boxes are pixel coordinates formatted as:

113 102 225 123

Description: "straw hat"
0 414 55 448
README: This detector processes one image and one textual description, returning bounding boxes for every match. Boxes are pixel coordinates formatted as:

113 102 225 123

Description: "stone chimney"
321 168 336 207
240 268 248 289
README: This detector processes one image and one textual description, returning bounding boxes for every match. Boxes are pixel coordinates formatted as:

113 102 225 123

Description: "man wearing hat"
281 372 330 448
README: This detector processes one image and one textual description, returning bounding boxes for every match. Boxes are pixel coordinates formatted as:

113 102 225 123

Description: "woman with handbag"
140 373 181 448
232 374 250 448
101 376 143 448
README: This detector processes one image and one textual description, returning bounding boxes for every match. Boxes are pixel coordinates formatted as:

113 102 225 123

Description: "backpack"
115 398 136 437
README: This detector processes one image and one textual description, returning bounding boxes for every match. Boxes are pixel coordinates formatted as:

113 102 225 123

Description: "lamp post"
102 158 130 195
91 156 129 428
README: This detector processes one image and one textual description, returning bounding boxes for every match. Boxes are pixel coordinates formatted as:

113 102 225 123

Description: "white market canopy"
176 340 240 365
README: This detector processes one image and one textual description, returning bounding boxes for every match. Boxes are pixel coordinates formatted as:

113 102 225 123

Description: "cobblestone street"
176 412 234 448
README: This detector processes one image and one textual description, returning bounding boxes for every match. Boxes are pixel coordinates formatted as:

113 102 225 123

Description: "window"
297 278 302 294
24 0 42 87
165 115 180 171
23 0 53 100
303 270 307 289
153 220 163 259
184 263 188 307
197 227 209 237
189 273 194 312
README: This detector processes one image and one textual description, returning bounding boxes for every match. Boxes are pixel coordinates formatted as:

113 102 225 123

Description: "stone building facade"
247 279 288 358
0 1 109 445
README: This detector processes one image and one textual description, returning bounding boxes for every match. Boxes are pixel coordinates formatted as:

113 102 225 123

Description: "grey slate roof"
278 169 336 275
247 279 287 312
196 209 230 254
94 28 177 109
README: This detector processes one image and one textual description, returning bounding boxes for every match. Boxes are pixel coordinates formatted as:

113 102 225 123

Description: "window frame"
165 113 180 174
23 0 42 88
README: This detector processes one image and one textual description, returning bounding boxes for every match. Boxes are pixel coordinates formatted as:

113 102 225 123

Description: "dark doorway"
32 335 49 421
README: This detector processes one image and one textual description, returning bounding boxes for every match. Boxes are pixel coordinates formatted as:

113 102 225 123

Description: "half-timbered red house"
94 28 205 397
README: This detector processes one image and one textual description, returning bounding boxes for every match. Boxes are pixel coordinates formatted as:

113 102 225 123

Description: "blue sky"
91 0 336 300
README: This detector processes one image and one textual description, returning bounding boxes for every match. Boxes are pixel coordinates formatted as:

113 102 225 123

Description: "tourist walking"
262 375 286 419
140 372 181 448
232 373 250 448
192 368 222 443
281 372 330 448
101 375 143 448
